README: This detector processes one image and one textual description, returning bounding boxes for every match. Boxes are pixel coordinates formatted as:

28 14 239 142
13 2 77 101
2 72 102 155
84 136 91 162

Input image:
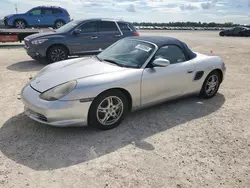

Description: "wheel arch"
91 88 133 111
55 19 65 24
209 69 223 83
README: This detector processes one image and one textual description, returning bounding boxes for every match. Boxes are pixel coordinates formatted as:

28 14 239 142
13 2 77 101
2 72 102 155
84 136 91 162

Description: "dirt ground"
0 31 249 188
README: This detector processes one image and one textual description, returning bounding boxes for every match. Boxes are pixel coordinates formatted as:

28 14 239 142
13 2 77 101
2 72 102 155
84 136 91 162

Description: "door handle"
115 34 121 37
91 36 98 39
187 69 194 73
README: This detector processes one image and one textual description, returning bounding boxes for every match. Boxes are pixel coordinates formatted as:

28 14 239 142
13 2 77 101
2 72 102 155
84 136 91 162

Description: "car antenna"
15 4 18 14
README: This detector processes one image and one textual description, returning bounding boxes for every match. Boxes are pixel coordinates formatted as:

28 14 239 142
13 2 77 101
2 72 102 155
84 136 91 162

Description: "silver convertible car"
21 36 226 130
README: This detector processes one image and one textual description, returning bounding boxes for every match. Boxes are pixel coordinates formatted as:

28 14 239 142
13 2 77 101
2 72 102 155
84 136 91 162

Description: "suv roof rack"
36 6 62 8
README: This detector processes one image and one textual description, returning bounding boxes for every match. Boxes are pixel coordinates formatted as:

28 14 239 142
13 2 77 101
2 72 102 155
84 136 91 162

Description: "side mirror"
72 29 81 35
152 58 170 67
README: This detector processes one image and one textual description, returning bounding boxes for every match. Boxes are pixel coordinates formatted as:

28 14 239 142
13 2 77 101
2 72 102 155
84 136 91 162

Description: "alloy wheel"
56 21 64 29
51 48 66 62
15 21 25 29
205 74 219 96
96 96 124 126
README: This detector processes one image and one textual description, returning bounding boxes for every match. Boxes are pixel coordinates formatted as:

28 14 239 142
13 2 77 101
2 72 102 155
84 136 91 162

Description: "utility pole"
15 4 18 14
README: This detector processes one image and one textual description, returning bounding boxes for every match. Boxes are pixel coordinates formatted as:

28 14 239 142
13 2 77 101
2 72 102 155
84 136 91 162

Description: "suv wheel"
14 20 26 29
55 20 65 29
47 46 68 63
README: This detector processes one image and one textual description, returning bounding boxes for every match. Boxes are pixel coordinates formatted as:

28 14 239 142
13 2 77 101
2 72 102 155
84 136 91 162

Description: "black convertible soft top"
127 36 197 60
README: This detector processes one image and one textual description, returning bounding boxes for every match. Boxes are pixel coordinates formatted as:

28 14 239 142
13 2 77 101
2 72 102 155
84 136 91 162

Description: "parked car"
239 29 250 37
24 18 139 63
21 36 226 130
4 6 71 29
219 26 249 36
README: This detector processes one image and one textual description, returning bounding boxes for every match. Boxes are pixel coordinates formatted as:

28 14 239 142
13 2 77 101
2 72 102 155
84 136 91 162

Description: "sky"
1 0 250 24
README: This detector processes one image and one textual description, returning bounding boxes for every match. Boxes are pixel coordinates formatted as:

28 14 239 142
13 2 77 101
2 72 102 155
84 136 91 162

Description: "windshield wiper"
95 55 103 62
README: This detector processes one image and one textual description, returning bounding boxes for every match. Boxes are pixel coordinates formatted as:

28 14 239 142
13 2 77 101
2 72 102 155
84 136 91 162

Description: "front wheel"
199 71 221 99
47 45 68 63
88 90 129 130
14 20 26 29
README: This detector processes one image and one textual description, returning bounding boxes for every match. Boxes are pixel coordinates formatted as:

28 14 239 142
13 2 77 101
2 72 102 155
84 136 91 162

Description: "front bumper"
3 18 10 27
24 40 47 59
21 84 92 127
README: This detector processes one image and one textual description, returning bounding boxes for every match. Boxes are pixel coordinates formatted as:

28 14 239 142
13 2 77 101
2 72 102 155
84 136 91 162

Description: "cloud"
126 4 136 12
179 4 198 11
236 4 242 8
201 0 217 10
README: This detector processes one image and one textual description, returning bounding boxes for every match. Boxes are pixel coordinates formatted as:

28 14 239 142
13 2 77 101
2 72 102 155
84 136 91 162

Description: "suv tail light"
67 13 70 18
133 32 139 36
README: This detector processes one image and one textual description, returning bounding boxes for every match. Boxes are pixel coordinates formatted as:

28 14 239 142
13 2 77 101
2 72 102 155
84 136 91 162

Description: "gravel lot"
0 31 249 188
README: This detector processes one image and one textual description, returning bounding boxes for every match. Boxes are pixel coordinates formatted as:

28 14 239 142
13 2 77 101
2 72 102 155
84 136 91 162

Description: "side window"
53 8 63 14
42 8 53 15
99 21 119 32
118 22 131 31
234 28 240 33
79 21 98 33
29 9 42 15
154 45 186 64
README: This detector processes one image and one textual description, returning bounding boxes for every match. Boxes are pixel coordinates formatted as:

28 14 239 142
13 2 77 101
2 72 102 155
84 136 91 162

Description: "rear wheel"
14 20 26 29
47 45 68 63
88 90 129 130
199 71 221 99
54 20 65 29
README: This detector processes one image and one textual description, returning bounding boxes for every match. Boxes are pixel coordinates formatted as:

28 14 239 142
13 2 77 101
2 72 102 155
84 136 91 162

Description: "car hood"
30 57 128 92
5 13 25 18
25 31 57 41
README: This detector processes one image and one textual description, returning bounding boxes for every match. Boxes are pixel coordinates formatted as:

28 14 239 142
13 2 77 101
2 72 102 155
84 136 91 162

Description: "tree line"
133 22 241 27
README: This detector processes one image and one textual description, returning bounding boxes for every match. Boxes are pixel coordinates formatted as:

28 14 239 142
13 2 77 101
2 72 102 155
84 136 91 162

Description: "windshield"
97 39 155 68
56 21 78 33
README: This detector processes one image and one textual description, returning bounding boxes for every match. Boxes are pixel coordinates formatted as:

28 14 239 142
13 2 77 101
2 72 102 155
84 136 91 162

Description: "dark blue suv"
4 6 71 29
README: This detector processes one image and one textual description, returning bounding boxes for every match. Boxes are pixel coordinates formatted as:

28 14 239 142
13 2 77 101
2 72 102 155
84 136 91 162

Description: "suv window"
154 45 186 64
42 8 53 15
79 21 98 33
99 21 119 32
29 9 42 15
118 22 132 31
53 8 63 14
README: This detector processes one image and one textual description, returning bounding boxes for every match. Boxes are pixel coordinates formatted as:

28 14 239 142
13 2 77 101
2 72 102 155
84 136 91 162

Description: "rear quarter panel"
192 53 225 90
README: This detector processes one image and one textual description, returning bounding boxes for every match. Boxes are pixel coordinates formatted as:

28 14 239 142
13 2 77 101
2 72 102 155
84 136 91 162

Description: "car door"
67 21 100 55
141 45 196 105
27 8 43 26
41 8 55 26
97 21 123 50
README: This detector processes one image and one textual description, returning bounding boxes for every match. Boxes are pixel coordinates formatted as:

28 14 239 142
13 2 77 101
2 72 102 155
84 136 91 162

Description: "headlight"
39 80 77 101
31 39 48 45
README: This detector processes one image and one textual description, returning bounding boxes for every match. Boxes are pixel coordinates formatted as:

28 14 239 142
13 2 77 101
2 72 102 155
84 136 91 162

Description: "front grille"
25 108 48 122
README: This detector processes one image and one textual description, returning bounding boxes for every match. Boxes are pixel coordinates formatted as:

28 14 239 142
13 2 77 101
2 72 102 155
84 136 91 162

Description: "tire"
14 20 26 29
199 71 221 99
88 90 129 130
219 32 225 36
47 45 68 63
54 20 65 29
